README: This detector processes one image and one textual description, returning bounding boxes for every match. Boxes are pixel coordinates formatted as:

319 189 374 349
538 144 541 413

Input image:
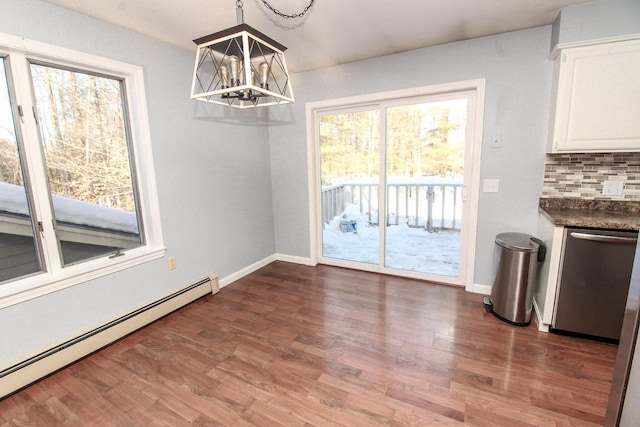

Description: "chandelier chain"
261 0 315 19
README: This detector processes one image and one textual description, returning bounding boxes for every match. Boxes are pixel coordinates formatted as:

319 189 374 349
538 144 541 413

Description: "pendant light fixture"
191 0 313 109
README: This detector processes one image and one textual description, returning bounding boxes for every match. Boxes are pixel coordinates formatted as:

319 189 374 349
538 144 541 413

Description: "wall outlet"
483 178 499 193
602 180 624 196
168 256 177 270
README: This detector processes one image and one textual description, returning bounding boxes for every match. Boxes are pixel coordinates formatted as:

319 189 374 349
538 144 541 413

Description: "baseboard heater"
0 274 219 399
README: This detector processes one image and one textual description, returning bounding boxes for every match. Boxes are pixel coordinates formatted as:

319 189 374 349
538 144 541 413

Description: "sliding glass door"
319 108 380 264
384 98 468 276
315 88 478 285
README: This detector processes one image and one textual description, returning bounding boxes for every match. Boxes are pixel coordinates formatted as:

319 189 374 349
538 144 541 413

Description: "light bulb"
228 55 240 86
219 63 229 88
258 62 269 88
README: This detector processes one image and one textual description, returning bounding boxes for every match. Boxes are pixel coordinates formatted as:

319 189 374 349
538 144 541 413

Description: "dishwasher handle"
570 232 638 244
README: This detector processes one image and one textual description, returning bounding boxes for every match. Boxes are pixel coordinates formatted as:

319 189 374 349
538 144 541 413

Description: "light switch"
483 179 499 193
491 134 502 148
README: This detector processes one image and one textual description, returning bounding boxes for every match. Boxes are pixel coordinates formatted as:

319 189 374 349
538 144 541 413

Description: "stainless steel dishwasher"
551 227 638 341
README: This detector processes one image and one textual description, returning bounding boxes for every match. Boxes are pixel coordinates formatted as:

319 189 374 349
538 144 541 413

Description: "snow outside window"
0 33 164 307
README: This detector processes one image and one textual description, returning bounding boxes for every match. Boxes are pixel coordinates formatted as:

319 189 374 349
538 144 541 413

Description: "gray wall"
269 26 553 287
0 0 275 366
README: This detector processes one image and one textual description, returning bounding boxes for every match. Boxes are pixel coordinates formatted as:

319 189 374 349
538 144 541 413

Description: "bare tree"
30 64 136 212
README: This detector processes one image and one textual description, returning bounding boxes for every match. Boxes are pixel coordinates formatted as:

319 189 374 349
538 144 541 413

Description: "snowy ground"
322 204 460 277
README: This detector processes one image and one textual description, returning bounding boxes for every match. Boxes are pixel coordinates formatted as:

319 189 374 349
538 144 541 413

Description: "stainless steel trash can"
483 233 546 326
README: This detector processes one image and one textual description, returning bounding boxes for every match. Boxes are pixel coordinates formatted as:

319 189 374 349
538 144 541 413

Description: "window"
0 34 164 306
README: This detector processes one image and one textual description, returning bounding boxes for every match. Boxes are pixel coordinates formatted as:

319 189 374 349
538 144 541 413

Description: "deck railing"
322 178 463 232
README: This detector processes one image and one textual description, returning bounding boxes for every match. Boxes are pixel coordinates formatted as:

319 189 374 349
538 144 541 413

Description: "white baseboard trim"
223 253 492 300
221 253 492 301
219 254 277 288
275 253 316 266
470 283 491 295
218 254 315 288
532 298 550 332
0 276 216 399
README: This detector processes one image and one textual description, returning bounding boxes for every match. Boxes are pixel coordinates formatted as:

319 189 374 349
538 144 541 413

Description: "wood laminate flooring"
0 261 618 426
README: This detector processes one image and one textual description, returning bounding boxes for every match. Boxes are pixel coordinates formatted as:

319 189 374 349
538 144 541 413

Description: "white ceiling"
43 0 593 73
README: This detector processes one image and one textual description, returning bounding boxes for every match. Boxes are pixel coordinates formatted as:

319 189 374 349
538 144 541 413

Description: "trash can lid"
495 232 539 252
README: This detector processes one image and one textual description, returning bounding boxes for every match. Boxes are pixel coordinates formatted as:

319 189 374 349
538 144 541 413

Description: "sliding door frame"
306 79 485 291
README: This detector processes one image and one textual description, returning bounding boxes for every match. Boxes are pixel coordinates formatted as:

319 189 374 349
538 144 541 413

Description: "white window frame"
0 32 165 308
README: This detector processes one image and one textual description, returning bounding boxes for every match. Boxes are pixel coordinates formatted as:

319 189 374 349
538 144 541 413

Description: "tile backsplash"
542 152 640 201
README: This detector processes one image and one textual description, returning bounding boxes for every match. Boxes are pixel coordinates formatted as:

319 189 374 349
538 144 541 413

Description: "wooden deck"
0 261 617 425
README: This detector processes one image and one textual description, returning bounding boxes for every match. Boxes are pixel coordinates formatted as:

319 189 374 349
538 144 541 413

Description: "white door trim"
306 79 485 290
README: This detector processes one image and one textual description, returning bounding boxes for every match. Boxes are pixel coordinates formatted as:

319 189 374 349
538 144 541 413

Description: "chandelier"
191 0 313 109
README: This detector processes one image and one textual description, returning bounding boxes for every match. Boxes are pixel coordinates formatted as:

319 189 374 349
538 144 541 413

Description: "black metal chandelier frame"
190 1 299 109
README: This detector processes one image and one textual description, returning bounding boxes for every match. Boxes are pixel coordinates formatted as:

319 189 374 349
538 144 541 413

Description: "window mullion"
8 51 63 275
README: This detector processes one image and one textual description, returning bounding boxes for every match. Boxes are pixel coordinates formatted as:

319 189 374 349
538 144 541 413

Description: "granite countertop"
539 198 640 231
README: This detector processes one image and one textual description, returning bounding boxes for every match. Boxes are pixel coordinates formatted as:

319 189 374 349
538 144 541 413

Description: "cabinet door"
549 39 640 153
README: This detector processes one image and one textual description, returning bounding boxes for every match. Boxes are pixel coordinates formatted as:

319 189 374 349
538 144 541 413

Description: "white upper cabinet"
548 38 640 153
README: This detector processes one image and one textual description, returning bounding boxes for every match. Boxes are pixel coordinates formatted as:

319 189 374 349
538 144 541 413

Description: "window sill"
0 247 166 309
